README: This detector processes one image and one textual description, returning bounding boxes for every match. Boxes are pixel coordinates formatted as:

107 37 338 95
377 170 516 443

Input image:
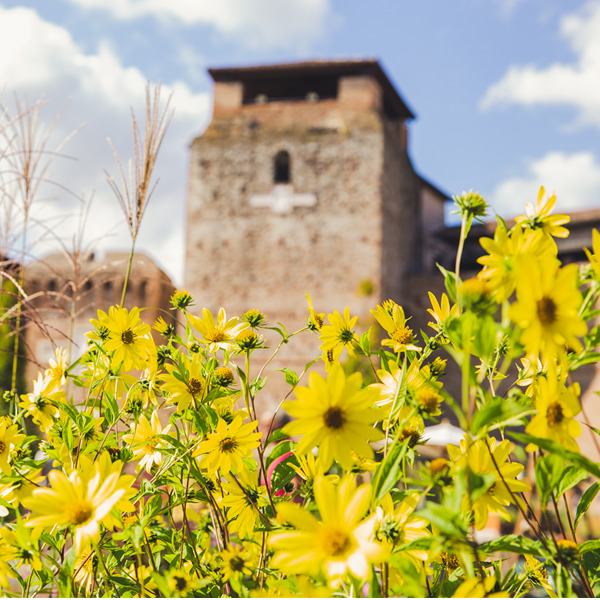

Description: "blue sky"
0 0 599 285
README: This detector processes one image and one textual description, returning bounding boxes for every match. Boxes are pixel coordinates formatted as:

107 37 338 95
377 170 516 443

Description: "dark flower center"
546 401 564 426
537 296 557 326
219 437 238 453
322 528 351 556
323 407 346 430
187 377 204 396
121 329 135 344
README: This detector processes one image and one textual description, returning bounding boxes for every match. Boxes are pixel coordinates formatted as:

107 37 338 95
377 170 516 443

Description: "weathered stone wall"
185 96 386 325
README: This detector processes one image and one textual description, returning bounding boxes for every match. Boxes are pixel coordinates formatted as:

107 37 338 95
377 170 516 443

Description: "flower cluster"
0 187 599 597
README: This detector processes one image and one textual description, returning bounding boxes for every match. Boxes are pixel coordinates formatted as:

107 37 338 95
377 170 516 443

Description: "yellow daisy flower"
371 301 421 353
526 370 581 453
427 292 459 335
220 469 268 538
122 412 173 473
282 366 383 471
319 307 358 357
189 307 248 354
195 416 261 475
19 373 63 431
0 420 25 475
270 475 384 588
477 226 553 302
219 544 254 582
102 306 154 371
584 228 600 279
515 186 570 239
447 435 530 531
24 461 130 551
305 292 325 331
162 354 207 411
0 468 45 508
45 346 70 389
509 257 585 359
376 493 430 563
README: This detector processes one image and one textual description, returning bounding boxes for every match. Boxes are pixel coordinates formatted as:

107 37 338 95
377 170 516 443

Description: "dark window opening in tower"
274 151 291 184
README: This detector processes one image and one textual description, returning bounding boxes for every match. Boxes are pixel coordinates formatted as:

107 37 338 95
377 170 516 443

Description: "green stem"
120 238 137 307
454 214 471 313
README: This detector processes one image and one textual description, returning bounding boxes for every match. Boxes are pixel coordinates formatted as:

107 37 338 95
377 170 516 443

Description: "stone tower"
185 60 448 326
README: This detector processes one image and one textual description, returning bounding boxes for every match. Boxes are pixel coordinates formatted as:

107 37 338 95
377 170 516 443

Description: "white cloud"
0 6 210 286
489 151 600 217
480 0 600 127
64 0 331 51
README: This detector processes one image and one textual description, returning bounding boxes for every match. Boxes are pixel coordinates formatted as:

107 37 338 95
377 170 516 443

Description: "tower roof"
208 59 415 121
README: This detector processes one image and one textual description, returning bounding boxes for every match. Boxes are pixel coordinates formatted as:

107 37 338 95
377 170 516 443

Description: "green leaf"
266 427 289 446
360 331 371 356
511 432 600 479
57 546 77 598
469 396 532 435
270 456 300 492
580 540 600 554
472 314 498 360
277 368 298 388
556 466 588 498
535 453 563 506
371 440 409 503
265 439 295 469
479 534 548 557
436 264 458 304
416 504 467 539
575 481 600 529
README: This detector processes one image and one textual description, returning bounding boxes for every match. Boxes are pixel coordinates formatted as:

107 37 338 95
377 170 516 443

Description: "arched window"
274 151 291 184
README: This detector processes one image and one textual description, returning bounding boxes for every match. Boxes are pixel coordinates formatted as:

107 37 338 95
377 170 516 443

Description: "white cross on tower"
248 184 317 215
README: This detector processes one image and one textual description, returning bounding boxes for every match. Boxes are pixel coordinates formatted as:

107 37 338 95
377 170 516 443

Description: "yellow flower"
152 315 175 337
478 226 553 302
304 291 324 331
376 493 430 565
76 452 136 529
0 468 44 508
102 306 154 371
515 186 570 239
45 347 70 389
427 292 459 335
73 546 98 595
1 523 43 572
195 416 261 475
290 451 337 486
447 435 530 531
189 307 248 354
166 567 198 597
283 366 383 471
220 469 268 538
372 301 421 353
23 460 130 551
219 544 254 582
452 575 507 598
162 354 207 411
321 343 343 372
584 228 600 279
0 420 25 475
270 475 384 587
122 412 173 472
509 257 585 359
526 370 581 453
319 307 358 357
19 373 63 431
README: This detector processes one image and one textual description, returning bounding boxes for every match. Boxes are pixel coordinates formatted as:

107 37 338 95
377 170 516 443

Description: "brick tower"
184 60 448 410
185 59 447 322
